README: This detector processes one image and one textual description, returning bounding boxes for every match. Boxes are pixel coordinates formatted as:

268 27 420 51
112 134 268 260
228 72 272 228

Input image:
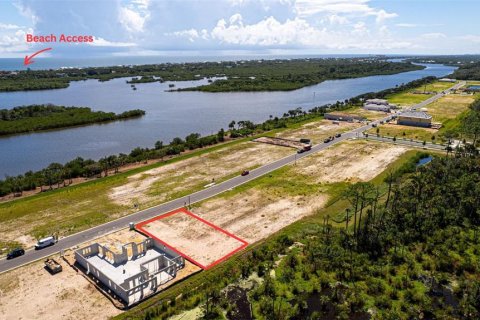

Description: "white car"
35 236 56 250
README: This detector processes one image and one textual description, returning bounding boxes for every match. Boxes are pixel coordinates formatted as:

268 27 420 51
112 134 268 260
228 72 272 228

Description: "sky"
0 0 478 58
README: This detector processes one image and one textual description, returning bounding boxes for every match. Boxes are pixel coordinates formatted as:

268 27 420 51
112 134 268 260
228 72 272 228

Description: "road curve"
0 82 460 274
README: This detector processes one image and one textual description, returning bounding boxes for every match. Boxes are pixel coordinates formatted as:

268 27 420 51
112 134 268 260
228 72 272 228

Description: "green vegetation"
117 151 480 320
177 59 422 92
0 58 422 92
387 81 457 106
0 104 145 136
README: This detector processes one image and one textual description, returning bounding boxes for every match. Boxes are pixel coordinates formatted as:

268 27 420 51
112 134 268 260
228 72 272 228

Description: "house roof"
399 111 432 120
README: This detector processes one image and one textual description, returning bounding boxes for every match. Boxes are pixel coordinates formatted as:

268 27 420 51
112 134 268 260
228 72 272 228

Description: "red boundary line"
136 208 248 270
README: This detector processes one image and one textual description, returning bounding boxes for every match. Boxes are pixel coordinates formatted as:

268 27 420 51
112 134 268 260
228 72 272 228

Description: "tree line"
0 104 145 136
0 58 422 92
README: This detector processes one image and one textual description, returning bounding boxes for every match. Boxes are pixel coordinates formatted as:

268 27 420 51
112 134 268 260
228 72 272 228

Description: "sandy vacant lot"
109 141 292 207
0 253 121 320
293 140 409 184
0 228 201 320
191 140 410 246
276 119 360 143
140 210 246 268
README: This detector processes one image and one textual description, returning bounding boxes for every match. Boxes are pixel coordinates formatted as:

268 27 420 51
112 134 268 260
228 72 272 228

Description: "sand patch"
294 140 409 184
109 142 291 207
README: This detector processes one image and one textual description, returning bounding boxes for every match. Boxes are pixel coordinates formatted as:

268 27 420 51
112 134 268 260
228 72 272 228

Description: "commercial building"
397 111 432 128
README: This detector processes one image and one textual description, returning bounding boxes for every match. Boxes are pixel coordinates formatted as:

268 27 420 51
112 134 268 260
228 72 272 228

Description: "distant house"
397 111 432 127
438 78 456 83
325 112 366 122
363 98 396 112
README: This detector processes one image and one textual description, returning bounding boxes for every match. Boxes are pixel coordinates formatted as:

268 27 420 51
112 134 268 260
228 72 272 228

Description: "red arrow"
24 47 52 66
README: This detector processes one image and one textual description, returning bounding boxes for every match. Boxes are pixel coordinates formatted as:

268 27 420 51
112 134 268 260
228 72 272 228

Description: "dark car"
241 170 250 176
297 149 305 154
335 133 341 138
7 248 25 260
324 138 331 143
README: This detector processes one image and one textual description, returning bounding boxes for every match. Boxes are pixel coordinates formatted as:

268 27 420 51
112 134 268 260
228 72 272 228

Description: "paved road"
364 135 446 151
0 124 371 274
0 82 462 274
411 81 465 110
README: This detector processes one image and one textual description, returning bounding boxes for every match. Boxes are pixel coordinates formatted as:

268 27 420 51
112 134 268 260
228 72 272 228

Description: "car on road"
241 170 250 176
335 133 341 138
324 137 331 143
297 149 305 154
372 123 377 128
35 236 56 250
6 248 25 260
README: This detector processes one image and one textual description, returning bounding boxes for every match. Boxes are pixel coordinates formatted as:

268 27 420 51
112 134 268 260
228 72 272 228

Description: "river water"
0 63 455 176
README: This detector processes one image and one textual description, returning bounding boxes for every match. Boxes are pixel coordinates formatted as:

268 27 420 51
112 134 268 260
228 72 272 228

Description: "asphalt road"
0 81 462 274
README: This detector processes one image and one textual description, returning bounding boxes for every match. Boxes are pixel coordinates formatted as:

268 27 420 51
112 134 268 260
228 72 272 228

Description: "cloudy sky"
0 0 478 58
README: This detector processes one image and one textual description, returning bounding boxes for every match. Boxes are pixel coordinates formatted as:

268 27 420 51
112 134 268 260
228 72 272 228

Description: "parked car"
35 236 56 250
7 248 25 260
324 138 331 143
335 133 341 138
297 149 305 154
241 170 250 176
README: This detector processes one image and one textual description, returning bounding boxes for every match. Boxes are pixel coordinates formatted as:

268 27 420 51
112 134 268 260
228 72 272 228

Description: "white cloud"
166 29 200 42
89 37 136 47
396 23 418 28
0 27 34 55
460 35 480 43
328 14 349 25
0 23 24 30
118 0 151 33
294 0 397 23
421 32 447 40
169 14 412 51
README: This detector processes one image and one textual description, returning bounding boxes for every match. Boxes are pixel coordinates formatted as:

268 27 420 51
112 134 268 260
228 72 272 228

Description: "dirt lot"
276 119 361 143
0 253 121 320
109 141 292 208
0 228 201 320
190 140 410 248
140 210 246 268
254 136 307 149
293 140 409 184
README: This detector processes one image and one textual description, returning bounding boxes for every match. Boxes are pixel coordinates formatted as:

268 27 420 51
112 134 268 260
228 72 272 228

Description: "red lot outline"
136 208 248 270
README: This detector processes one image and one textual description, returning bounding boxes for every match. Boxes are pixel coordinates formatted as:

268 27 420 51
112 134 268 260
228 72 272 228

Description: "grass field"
367 124 438 142
387 81 458 106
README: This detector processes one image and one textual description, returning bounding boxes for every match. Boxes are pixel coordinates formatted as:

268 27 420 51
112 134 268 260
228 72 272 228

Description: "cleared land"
0 117 353 251
138 209 247 269
275 119 361 142
0 228 201 320
341 107 389 121
191 140 410 245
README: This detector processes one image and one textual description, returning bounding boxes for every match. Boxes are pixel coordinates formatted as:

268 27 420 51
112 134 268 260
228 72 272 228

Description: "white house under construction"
75 238 185 306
